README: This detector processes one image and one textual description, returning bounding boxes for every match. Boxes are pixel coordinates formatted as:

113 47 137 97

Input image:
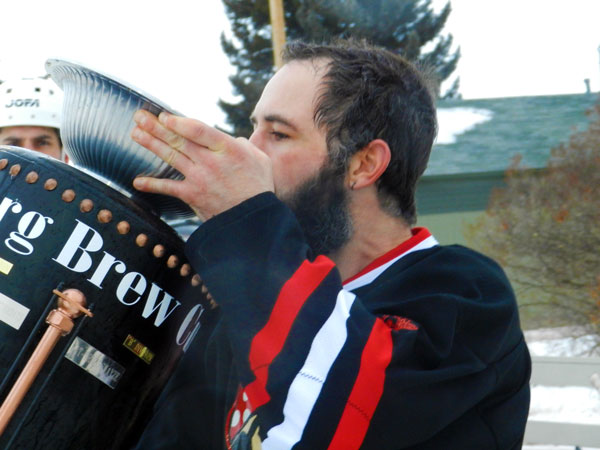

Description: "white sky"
0 0 233 126
435 0 600 99
2 0 600 129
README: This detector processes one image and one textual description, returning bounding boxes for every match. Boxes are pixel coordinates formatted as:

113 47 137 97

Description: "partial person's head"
250 40 437 253
0 77 65 161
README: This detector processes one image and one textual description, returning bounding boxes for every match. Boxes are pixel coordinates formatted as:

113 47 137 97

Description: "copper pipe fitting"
0 289 90 436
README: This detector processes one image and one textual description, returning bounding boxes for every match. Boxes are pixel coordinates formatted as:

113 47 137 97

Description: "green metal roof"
426 93 598 176
416 170 505 215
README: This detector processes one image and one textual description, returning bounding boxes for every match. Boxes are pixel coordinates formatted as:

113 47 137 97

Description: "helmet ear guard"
0 77 63 129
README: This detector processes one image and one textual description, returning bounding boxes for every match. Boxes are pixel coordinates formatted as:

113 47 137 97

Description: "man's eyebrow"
250 113 299 131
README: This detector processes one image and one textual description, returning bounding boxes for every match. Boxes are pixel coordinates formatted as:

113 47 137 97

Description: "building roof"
426 93 599 176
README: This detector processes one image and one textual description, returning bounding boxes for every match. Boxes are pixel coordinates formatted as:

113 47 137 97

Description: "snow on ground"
526 326 600 358
524 326 600 449
523 447 599 450
529 385 600 424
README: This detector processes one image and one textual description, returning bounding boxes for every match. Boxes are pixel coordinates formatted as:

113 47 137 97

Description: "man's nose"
24 140 38 151
248 130 264 150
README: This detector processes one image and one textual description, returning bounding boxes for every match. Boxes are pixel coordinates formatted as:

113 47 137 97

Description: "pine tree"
220 0 460 137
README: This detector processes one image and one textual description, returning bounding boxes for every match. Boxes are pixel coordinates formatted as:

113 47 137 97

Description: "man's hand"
131 110 274 221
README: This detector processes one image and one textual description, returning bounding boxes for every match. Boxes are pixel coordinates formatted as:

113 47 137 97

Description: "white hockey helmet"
0 77 63 129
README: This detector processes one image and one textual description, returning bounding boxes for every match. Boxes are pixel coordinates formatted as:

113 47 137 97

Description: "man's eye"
270 131 288 141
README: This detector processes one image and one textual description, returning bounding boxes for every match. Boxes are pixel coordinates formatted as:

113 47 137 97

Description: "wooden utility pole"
269 0 287 69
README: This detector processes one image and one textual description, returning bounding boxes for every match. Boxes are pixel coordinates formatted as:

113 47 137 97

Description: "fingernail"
133 111 146 125
131 128 142 139
158 112 169 124
133 177 144 189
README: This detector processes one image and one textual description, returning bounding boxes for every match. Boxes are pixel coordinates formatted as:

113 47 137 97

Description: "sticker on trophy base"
0 291 29 330
0 256 13 275
123 334 155 364
65 337 125 389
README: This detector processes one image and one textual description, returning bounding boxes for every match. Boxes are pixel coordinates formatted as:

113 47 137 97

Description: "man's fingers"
131 126 191 171
157 112 229 153
165 148 179 167
134 110 190 154
133 109 233 156
133 176 184 197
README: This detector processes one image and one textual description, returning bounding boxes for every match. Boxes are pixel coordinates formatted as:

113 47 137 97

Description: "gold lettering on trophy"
123 334 155 364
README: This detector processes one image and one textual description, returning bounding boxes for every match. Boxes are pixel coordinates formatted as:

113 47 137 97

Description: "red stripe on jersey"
245 255 335 409
343 227 431 285
327 318 393 450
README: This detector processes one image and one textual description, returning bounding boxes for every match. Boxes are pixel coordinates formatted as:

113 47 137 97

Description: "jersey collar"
343 227 438 291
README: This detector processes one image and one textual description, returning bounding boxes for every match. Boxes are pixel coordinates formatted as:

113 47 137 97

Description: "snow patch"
524 447 600 450
524 326 600 446
529 386 600 424
525 326 599 357
435 107 494 145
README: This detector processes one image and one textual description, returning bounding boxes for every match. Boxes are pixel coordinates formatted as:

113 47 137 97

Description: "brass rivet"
117 221 130 235
44 178 58 190
9 164 21 176
97 209 112 223
61 189 76 203
167 255 179 268
153 244 165 258
191 274 201 287
25 171 39 183
80 199 94 213
180 263 191 277
0 159 8 170
136 234 148 247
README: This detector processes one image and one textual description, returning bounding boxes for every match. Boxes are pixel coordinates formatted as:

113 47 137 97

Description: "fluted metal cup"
45 58 194 220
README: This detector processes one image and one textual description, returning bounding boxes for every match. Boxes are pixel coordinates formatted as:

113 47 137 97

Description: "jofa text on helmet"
5 99 41 108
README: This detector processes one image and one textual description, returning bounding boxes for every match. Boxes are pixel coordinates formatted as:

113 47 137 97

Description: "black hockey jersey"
137 192 531 449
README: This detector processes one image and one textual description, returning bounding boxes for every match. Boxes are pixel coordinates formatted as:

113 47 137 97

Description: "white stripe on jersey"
343 235 439 291
262 290 357 450
262 233 437 449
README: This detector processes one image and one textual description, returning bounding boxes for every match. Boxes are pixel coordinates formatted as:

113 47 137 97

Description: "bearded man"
132 40 531 450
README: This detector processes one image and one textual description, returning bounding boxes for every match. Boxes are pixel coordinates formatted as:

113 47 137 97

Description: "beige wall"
416 210 483 246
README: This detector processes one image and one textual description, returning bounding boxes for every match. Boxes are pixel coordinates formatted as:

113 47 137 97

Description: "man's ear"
346 139 391 190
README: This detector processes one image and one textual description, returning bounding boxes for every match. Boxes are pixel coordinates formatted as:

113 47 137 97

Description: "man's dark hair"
282 39 438 225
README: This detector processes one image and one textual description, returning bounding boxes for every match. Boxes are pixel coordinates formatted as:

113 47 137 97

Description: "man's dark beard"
282 162 353 256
